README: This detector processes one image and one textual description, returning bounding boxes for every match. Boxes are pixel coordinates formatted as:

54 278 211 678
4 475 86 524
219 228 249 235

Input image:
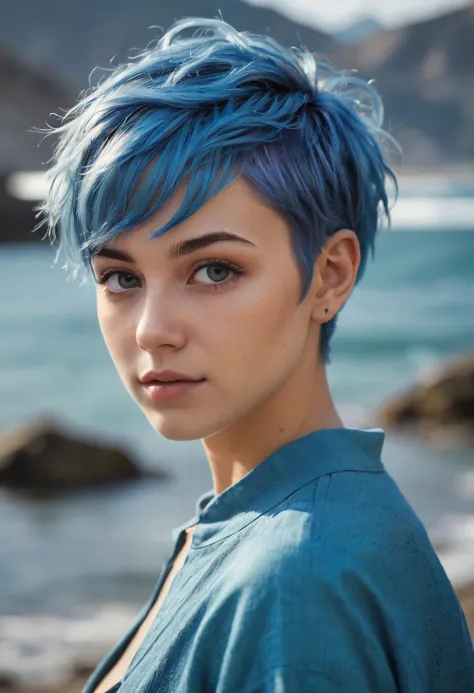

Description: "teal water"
0 231 473 618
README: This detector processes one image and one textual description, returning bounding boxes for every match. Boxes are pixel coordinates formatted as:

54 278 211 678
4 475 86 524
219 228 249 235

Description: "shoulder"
250 467 434 572
315 467 446 593
207 488 401 689
231 468 450 623
201 474 473 692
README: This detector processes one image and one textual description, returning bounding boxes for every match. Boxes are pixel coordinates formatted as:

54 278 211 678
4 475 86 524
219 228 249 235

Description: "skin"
91 176 361 496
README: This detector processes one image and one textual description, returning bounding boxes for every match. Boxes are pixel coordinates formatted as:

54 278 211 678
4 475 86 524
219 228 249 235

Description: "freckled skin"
92 176 360 495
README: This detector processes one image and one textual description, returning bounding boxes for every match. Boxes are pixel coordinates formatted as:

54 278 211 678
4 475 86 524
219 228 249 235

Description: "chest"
91 526 196 693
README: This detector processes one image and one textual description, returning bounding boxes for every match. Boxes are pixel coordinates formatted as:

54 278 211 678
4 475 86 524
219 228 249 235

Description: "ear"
310 229 361 324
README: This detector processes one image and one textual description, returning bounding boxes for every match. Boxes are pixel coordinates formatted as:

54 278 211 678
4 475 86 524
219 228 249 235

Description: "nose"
135 293 187 353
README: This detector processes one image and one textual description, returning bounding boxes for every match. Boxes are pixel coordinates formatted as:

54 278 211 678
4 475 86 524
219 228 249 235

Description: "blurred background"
1 1 473 690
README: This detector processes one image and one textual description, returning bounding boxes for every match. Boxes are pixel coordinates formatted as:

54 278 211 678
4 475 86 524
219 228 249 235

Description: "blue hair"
35 16 398 365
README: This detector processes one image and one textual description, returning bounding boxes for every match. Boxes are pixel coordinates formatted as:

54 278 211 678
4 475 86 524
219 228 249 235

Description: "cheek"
96 300 134 365
212 280 304 378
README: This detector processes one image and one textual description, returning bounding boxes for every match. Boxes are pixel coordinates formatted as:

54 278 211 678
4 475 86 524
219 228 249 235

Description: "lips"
154 379 202 384
142 378 206 400
139 370 203 384
150 377 205 382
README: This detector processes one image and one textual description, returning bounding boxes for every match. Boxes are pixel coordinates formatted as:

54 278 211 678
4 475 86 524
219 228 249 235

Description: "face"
91 177 318 441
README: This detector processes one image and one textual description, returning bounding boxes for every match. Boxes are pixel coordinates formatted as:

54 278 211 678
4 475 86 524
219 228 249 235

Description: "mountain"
0 47 74 241
0 1 336 242
0 47 73 175
334 17 383 44
1 0 474 245
2 1 473 169
328 4 474 165
0 0 335 92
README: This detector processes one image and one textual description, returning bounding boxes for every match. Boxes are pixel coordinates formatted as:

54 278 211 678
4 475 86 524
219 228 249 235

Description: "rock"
0 418 166 493
376 352 474 445
0 175 42 244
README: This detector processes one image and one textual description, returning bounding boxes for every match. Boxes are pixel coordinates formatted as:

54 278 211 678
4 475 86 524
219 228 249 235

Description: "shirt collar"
172 427 386 547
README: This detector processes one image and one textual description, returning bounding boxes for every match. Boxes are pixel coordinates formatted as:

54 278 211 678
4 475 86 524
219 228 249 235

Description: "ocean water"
0 227 474 685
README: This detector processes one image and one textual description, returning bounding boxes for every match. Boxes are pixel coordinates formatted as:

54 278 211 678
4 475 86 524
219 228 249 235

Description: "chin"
144 411 218 442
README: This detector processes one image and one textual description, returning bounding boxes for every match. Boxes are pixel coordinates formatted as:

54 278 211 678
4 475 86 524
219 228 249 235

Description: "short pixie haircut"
36 16 397 364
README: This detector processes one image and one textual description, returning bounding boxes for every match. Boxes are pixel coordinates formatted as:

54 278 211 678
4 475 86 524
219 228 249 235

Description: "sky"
244 0 471 31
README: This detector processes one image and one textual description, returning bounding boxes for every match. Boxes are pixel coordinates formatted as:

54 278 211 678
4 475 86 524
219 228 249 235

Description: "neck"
201 350 344 497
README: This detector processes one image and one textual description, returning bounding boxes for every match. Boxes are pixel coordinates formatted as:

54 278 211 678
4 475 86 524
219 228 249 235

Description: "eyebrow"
92 231 256 262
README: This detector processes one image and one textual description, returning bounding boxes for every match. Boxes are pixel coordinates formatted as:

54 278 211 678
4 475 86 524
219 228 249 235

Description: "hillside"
1 1 474 243
0 0 335 91
0 47 73 175
0 1 336 243
329 4 474 165
2 2 473 169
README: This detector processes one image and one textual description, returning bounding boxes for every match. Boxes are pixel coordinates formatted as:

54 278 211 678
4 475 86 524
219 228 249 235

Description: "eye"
190 259 243 288
96 271 139 293
95 260 244 296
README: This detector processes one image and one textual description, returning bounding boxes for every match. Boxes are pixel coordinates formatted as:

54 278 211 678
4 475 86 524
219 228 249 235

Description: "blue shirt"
83 428 474 692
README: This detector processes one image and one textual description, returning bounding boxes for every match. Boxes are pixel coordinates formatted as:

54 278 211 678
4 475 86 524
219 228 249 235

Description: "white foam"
391 197 474 231
430 514 474 589
0 603 139 687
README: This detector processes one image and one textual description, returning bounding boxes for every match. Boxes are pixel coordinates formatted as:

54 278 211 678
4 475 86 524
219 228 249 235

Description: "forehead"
93 176 289 256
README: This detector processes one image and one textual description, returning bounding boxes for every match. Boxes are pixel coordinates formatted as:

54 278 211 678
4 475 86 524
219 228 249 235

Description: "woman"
36 16 474 693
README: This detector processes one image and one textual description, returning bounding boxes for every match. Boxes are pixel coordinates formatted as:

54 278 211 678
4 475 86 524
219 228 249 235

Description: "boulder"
376 352 474 446
0 418 166 493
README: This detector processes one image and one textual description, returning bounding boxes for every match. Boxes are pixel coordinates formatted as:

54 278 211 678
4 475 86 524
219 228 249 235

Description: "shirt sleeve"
242 666 378 693
213 550 399 693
